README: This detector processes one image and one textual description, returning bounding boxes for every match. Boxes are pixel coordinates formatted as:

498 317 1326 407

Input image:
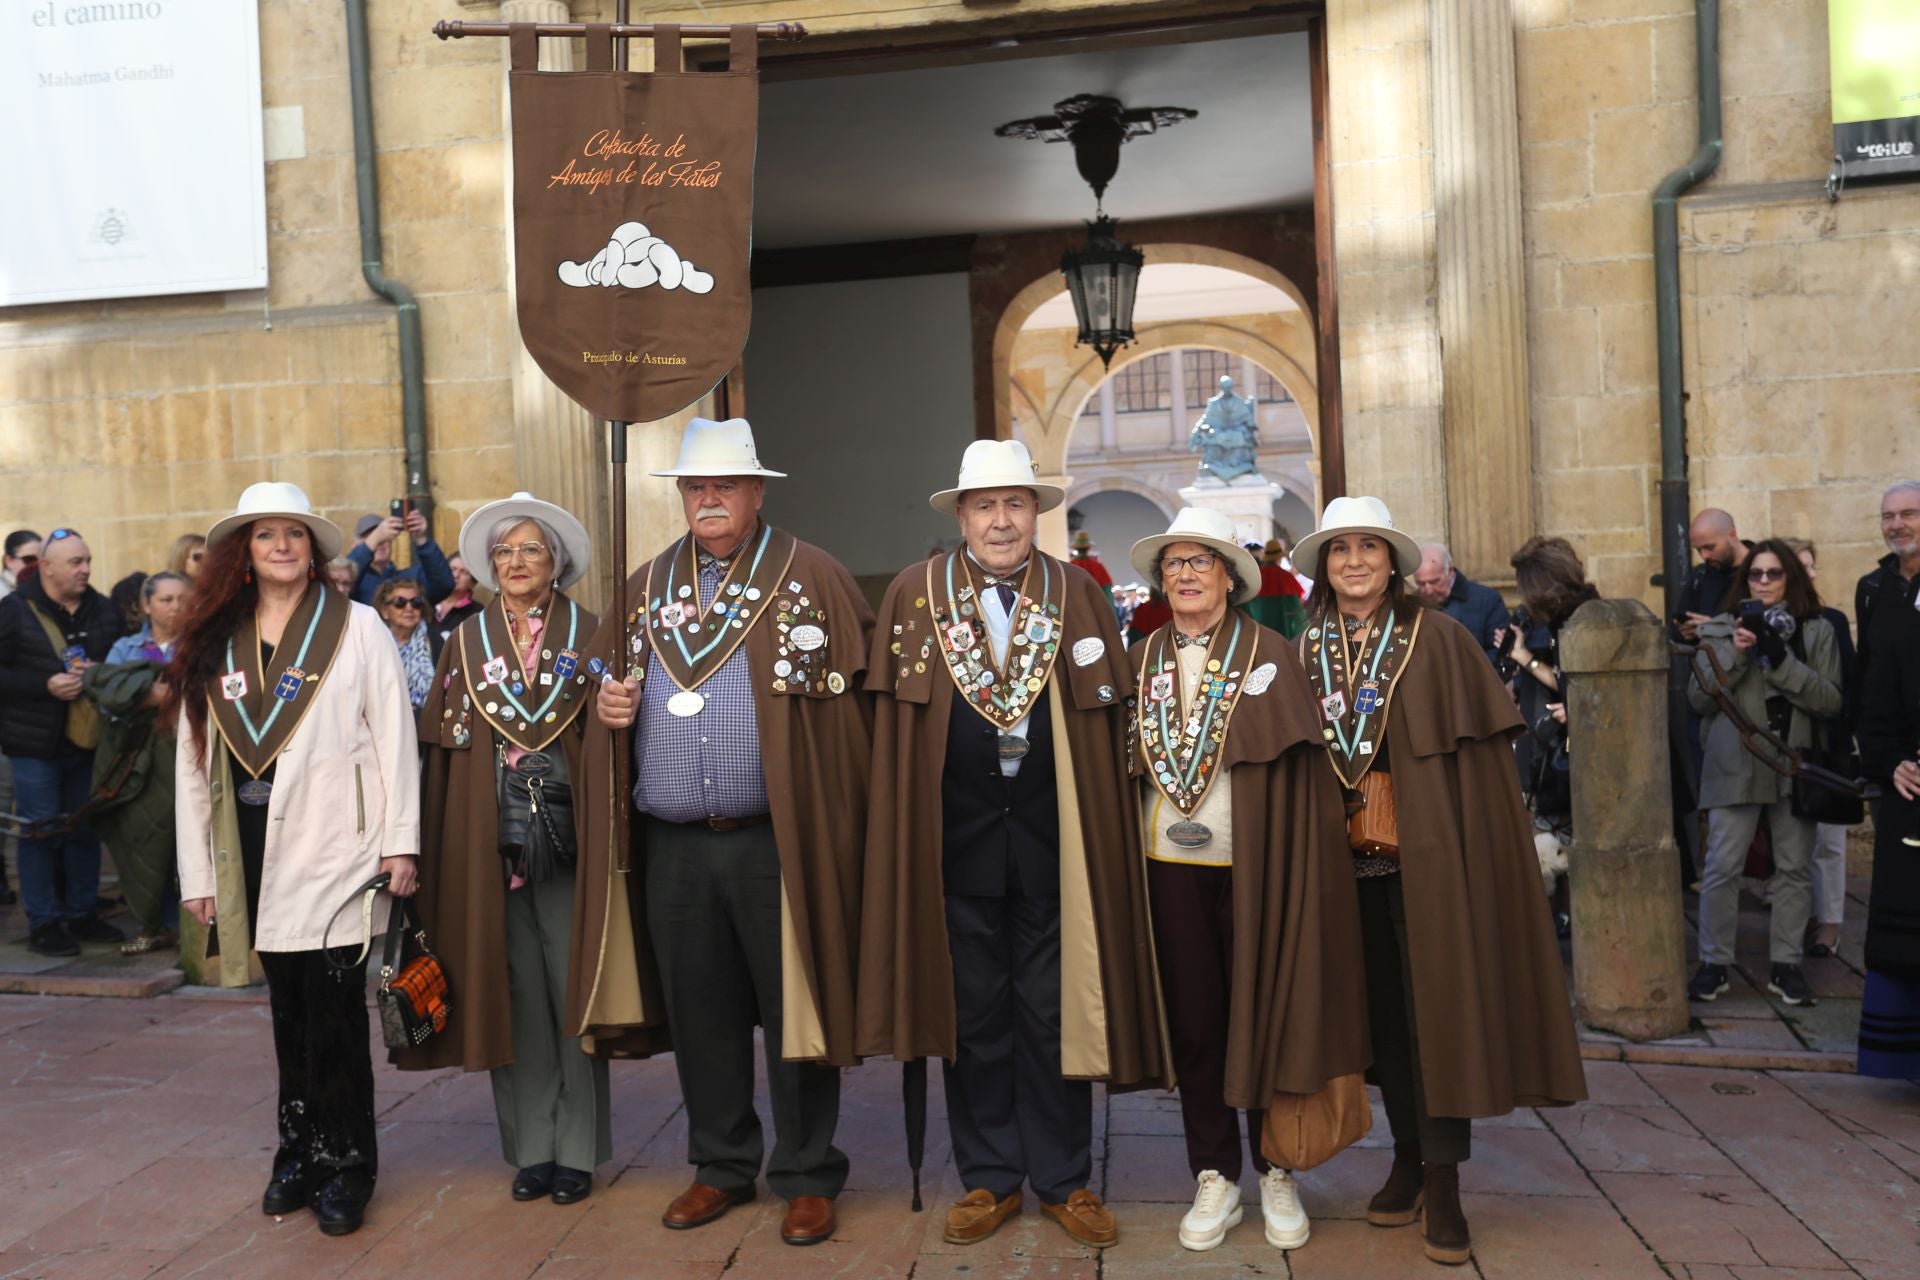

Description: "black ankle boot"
261 1156 324 1216
1421 1162 1471 1265
313 1168 376 1237
1367 1142 1424 1227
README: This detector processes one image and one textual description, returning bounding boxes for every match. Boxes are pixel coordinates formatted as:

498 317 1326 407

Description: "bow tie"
1174 630 1212 649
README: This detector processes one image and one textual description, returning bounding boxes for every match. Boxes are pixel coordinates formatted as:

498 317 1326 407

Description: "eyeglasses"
1160 553 1220 575
490 541 550 563
388 596 425 610
13 554 37 567
47 528 79 542
1747 567 1786 582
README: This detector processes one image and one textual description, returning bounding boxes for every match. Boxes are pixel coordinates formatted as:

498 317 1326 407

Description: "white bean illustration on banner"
557 221 716 294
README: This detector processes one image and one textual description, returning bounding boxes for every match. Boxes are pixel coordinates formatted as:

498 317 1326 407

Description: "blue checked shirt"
631 544 769 822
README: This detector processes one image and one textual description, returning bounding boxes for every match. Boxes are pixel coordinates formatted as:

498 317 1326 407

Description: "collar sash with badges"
1299 604 1424 787
926 550 1066 732
459 593 590 751
209 582 349 778
1134 615 1257 848
642 524 797 694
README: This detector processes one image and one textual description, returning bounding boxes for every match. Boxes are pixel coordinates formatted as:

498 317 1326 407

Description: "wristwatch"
1527 658 1542 670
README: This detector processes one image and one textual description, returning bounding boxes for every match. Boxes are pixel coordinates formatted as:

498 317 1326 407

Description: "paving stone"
1635 1064 1920 1269
1283 1214 1451 1279
0 1245 185 1278
1095 1198 1293 1276
1700 1017 1809 1051
1724 1269 1867 1278
1457 1125 1599 1197
908 1255 1098 1279
1105 1133 1211 1202
1782 998 1864 1056
1593 1171 1845 1269
1772 1071 1920 1181
1465 1191 1667 1278
1543 1103 1738 1175
1294 1143 1393 1221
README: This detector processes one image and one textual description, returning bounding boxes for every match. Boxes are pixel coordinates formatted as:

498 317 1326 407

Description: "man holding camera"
346 505 455 608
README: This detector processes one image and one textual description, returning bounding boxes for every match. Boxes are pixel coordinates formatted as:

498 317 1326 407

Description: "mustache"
693 506 731 521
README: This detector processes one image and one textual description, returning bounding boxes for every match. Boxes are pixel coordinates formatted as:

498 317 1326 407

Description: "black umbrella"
903 1057 927 1211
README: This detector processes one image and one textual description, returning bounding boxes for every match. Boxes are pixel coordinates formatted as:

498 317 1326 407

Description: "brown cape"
395 593 597 1072
567 529 874 1065
1345 606 1589 1116
1129 618 1372 1106
858 554 1171 1090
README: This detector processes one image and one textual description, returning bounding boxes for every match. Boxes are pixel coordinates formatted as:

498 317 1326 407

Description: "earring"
308 562 317 581
244 566 253 584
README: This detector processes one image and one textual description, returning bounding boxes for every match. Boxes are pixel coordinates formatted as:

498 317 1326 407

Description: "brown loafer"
1041 1188 1118 1248
781 1194 835 1246
943 1187 1023 1244
662 1181 755 1230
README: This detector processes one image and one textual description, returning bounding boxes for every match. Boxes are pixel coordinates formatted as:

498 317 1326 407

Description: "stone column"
1427 0 1532 583
1559 599 1690 1042
1166 348 1188 449
501 0 612 610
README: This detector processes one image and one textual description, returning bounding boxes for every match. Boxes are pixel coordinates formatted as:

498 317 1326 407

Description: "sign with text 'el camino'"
0 1 268 307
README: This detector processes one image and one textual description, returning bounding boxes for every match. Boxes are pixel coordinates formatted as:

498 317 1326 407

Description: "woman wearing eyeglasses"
394 493 607 1208
168 533 208 584
1686 538 1843 1009
168 483 419 1237
373 578 441 723
2 529 42 600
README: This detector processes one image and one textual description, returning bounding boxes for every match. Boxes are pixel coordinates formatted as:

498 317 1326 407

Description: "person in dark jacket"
1413 542 1507 664
1854 482 1920 724
0 528 128 955
345 508 455 608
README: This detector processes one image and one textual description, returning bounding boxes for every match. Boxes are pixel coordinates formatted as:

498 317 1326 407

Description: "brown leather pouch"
1261 1072 1373 1171
1346 770 1399 859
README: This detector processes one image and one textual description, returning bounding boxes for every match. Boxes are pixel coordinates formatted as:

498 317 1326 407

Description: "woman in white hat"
1292 497 1587 1265
169 482 421 1237
393 493 606 1208
1125 508 1368 1255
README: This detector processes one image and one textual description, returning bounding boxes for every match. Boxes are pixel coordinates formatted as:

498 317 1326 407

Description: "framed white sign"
0 0 269 307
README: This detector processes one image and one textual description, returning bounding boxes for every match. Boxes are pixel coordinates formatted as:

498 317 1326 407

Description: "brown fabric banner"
509 24 758 424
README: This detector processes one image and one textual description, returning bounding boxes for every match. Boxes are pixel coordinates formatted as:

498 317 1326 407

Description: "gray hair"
1419 541 1453 573
1884 480 1920 505
1148 549 1248 603
141 571 187 602
487 515 571 583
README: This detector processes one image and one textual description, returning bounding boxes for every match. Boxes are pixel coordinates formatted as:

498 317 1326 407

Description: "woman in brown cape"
395 493 606 1208
1292 497 1587 1267
1124 507 1368 1255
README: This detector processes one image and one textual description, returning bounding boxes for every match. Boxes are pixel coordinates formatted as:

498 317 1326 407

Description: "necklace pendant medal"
1320 690 1347 722
666 689 706 718
1166 819 1212 849
1354 681 1382 715
997 732 1030 763
237 778 273 807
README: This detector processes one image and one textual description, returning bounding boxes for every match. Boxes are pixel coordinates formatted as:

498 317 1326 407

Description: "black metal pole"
608 0 634 873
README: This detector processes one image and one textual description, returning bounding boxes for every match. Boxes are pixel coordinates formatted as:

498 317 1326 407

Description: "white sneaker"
1260 1168 1310 1249
1178 1170 1243 1251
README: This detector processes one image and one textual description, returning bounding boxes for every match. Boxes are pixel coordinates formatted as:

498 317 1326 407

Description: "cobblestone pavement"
3 989 1917 1279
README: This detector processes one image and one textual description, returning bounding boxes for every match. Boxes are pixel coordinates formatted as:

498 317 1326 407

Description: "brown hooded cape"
1353 607 1588 1116
566 528 874 1065
396 593 597 1072
1129 618 1372 1106
857 554 1171 1091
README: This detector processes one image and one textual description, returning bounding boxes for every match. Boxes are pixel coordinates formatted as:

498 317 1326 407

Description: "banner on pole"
510 23 758 423
1829 0 1920 185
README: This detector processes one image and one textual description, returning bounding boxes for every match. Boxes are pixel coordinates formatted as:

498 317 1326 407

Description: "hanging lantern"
1060 215 1144 369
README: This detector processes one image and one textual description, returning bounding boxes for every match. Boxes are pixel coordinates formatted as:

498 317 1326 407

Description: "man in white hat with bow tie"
858 439 1170 1250
575 417 874 1248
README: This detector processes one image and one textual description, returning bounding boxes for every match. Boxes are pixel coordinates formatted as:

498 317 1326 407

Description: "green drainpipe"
345 0 430 510
1654 0 1721 855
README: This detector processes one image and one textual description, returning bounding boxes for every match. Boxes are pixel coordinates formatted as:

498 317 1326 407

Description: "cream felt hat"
928 439 1066 514
459 492 593 591
1130 507 1262 605
206 482 344 562
1292 495 1423 578
649 417 786 479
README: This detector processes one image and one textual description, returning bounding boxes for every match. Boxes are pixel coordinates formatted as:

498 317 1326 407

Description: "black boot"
1367 1142 1424 1227
1421 1162 1471 1265
313 1168 376 1237
261 1154 325 1216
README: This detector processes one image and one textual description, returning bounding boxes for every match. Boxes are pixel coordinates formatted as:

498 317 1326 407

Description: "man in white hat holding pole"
858 439 1170 1250
574 418 873 1248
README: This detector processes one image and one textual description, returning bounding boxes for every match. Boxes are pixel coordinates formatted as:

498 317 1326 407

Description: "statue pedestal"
1179 477 1283 548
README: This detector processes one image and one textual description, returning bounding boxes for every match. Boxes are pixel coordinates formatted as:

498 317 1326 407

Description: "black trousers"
645 819 848 1200
944 891 1091 1204
1357 874 1471 1165
1148 859 1269 1180
258 948 378 1178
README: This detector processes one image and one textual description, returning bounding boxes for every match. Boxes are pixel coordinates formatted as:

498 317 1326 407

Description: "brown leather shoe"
943 1187 1023 1244
662 1181 755 1230
781 1194 835 1246
1041 1188 1118 1248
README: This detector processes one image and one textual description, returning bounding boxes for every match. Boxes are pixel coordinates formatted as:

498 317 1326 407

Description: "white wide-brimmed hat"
649 417 786 479
1292 495 1423 578
1130 507 1262 605
459 492 593 591
207 482 344 562
928 439 1066 514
